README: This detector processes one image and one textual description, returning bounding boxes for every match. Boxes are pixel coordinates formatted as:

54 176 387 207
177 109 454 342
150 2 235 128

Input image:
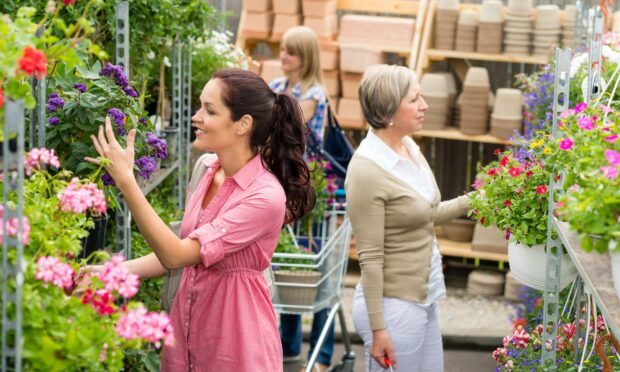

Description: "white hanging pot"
508 241 578 291
609 241 620 300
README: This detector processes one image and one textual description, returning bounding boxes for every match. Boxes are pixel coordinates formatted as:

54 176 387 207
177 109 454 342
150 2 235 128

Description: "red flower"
493 148 501 155
508 167 522 177
0 87 3 109
526 171 534 178
487 168 499 176
555 174 561 181
472 209 478 215
500 156 510 167
503 199 512 207
480 216 485 225
18 47 47 78
63 0 77 5
536 185 548 195
513 318 527 331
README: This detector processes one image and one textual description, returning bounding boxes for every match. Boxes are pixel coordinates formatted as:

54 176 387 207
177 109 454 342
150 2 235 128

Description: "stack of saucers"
467 270 505 296
477 0 504 54
459 67 491 135
456 10 478 52
435 0 460 50
420 73 452 130
490 88 523 139
562 5 576 48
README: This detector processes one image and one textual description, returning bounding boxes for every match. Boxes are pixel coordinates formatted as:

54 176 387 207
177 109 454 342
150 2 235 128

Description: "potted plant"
271 157 337 307
469 149 577 290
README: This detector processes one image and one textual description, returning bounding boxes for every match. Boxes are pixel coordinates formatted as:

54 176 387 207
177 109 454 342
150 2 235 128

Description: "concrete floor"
283 342 498 372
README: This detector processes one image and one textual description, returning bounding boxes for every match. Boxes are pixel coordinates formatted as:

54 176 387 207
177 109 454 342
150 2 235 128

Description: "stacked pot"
503 0 533 56
456 10 478 52
490 88 523 139
562 5 576 48
477 0 503 54
532 5 562 57
420 73 453 130
459 67 491 135
504 271 525 301
467 270 505 296
434 0 460 50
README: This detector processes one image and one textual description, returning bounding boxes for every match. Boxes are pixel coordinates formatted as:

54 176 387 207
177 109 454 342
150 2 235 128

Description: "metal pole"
181 43 192 208
541 48 572 369
2 99 26 372
172 41 183 210
115 1 130 78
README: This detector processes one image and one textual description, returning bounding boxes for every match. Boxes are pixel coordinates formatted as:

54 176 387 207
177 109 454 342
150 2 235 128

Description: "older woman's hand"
371 329 397 369
85 116 137 190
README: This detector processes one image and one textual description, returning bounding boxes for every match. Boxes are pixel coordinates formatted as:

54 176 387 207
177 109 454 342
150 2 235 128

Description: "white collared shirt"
356 129 446 306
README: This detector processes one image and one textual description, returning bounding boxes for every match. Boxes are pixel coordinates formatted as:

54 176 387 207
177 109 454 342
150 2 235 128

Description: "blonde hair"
282 26 324 95
358 64 418 129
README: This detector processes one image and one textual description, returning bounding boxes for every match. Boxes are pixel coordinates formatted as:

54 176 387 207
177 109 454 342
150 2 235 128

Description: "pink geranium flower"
605 149 620 166
604 134 618 142
57 178 107 215
559 109 576 118
601 166 618 179
115 306 175 348
559 138 574 150
574 102 588 113
512 327 530 349
24 148 60 175
577 117 594 130
97 255 139 299
35 256 75 289
536 185 548 195
0 206 31 245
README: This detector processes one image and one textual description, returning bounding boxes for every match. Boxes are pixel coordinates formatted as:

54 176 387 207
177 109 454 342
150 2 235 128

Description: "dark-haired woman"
85 68 315 371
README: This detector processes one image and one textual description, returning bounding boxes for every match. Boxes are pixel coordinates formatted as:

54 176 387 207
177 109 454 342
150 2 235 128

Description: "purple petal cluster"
107 108 126 135
102 172 116 186
138 118 148 126
99 62 137 97
135 156 158 180
48 117 60 125
73 83 87 93
47 92 65 112
145 132 168 159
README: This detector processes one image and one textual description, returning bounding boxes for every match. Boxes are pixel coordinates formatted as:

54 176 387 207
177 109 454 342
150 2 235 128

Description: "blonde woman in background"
346 64 473 372
269 26 333 372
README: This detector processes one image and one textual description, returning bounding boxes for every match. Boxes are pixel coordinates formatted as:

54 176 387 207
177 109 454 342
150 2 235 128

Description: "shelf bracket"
542 48 572 369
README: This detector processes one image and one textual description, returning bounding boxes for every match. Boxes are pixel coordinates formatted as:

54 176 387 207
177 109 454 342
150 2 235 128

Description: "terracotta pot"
438 0 460 10
260 59 283 84
245 0 272 12
479 0 503 23
244 11 275 39
323 70 340 97
458 10 478 26
464 67 491 87
442 219 476 242
508 0 533 17
472 225 508 254
320 40 339 70
339 14 416 48
492 88 523 118
273 0 301 14
274 270 321 306
272 14 302 40
302 0 337 17
340 72 363 99
304 14 337 38
420 73 449 97
535 5 561 30
340 44 382 74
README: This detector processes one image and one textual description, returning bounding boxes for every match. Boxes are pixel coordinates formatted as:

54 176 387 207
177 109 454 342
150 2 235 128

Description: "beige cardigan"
345 154 470 331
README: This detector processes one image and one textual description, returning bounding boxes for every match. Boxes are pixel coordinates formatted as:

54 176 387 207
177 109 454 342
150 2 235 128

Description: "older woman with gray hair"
345 64 472 371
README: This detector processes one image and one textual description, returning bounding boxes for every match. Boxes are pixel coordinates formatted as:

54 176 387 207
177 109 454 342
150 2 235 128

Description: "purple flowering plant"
45 61 165 199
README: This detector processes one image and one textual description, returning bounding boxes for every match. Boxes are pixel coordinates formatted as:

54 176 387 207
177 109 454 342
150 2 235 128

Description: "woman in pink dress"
85 69 315 371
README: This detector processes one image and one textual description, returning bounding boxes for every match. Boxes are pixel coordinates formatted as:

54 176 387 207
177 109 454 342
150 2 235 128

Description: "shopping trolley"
271 206 356 372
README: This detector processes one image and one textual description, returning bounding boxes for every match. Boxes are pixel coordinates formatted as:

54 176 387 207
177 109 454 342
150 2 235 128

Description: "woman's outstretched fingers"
98 124 109 153
84 157 101 165
91 135 104 156
104 116 119 146
126 128 136 152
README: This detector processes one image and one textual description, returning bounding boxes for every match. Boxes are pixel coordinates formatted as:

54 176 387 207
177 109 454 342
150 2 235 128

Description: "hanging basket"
274 270 321 306
508 241 577 291
80 214 109 259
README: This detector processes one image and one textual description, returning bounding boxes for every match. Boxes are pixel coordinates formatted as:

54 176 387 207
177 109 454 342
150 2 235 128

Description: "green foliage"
272 228 315 271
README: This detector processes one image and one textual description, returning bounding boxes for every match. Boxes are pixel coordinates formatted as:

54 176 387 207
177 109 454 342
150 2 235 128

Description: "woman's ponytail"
264 93 315 223
213 69 315 224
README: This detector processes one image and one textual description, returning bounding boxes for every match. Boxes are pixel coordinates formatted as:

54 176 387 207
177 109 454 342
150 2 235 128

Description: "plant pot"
274 270 321 306
508 241 577 291
161 128 179 168
80 214 109 259
609 241 620 300
442 219 475 242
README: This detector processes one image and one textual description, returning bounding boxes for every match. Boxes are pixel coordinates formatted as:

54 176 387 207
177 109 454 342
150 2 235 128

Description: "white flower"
147 50 156 60
45 0 56 14
163 56 171 67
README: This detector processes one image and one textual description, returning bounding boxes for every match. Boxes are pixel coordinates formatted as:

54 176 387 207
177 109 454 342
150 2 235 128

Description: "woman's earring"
388 122 394 127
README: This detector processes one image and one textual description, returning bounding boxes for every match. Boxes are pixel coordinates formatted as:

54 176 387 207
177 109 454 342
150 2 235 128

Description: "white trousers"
352 284 444 372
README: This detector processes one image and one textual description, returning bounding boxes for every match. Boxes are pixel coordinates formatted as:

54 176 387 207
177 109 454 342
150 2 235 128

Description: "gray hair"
358 64 418 129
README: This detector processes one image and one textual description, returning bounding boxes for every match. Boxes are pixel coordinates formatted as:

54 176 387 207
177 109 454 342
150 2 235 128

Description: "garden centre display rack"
1 3 193 369
236 0 428 70
541 10 620 368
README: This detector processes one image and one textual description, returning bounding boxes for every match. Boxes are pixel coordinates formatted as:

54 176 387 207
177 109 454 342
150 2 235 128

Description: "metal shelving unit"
541 8 619 369
2 99 26 372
